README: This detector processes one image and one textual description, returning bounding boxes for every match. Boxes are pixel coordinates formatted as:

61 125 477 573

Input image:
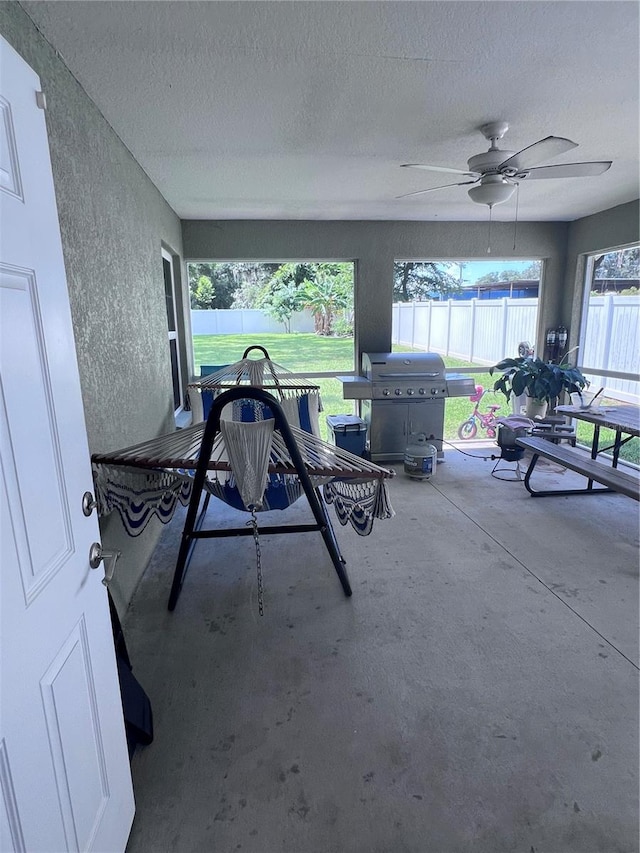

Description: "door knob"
82 491 97 516
88 542 120 586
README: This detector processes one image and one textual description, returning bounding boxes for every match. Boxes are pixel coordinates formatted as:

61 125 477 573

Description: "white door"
0 36 135 852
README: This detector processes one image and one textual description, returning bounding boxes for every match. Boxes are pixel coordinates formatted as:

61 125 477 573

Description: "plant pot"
524 397 548 419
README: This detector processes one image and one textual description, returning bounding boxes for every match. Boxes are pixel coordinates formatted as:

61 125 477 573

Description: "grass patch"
192 333 638 465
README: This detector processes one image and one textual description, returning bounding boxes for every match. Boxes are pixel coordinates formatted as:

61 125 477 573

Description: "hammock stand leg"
167 387 352 612
167 490 211 611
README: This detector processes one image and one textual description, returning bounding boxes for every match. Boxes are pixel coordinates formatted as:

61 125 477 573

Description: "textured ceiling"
21 0 640 222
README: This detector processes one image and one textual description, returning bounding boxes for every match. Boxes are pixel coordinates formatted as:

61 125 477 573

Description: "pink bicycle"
457 385 501 440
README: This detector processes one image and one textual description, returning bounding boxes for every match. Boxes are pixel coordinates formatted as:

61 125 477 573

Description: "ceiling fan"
398 121 612 208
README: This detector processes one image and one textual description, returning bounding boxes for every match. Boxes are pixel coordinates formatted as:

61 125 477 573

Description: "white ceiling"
21 0 640 222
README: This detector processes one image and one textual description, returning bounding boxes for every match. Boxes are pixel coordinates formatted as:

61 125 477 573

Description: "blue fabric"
297 394 312 434
200 366 229 419
200 394 317 510
202 390 214 419
210 475 298 512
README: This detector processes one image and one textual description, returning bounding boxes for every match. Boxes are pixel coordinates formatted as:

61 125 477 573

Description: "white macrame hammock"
218 418 274 511
92 416 395 535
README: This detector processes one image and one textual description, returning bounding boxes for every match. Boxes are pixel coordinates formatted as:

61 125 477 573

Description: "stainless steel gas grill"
342 352 475 462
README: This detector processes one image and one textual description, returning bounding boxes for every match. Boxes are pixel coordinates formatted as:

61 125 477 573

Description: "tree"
262 282 306 332
590 247 640 293
592 247 639 280
300 272 351 335
188 262 280 309
188 262 236 309
393 262 462 301
520 261 542 279
475 263 542 285
190 275 215 309
258 262 353 334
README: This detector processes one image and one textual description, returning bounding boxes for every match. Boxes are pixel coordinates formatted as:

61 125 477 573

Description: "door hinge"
36 91 47 110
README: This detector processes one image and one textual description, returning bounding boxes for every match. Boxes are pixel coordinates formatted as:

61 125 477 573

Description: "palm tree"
300 273 351 335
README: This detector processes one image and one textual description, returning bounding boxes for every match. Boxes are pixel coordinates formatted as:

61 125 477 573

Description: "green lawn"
192 333 638 464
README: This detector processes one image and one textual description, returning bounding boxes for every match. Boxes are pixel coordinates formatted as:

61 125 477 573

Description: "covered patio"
123 445 638 853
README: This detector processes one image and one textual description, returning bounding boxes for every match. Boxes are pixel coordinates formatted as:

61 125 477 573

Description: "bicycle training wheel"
457 420 477 440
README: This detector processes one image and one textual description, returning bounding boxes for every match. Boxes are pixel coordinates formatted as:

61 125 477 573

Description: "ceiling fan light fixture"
468 177 516 207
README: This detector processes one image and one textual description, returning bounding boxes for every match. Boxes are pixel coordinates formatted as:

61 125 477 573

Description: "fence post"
469 298 477 363
411 302 417 349
446 300 453 356
601 293 615 375
427 300 432 351
500 298 509 360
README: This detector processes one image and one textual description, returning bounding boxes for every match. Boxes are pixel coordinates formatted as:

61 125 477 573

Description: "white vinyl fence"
392 298 539 365
582 294 640 401
392 296 639 401
191 299 639 401
191 308 315 336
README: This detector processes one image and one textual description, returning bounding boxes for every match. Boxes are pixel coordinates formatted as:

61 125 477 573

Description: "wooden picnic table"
554 404 639 466
516 404 640 500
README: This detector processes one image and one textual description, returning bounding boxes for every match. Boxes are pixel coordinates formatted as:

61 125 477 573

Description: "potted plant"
489 355 588 418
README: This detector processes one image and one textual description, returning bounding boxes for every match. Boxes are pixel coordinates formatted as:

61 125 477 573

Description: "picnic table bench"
516 436 640 500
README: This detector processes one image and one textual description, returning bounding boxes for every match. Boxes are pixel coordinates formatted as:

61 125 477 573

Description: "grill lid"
362 351 446 381
358 351 475 399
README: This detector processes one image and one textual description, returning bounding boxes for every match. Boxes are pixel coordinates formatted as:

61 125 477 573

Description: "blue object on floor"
326 414 368 457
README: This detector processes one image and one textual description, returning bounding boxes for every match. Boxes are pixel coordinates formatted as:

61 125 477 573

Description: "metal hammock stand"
92 383 395 612
167 387 353 611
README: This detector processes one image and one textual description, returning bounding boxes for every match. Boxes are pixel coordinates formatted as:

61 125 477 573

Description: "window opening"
162 249 183 413
576 245 639 466
187 261 355 439
392 259 541 444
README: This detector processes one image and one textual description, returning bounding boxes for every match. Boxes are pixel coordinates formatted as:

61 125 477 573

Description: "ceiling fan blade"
396 180 478 199
401 163 480 178
518 161 613 180
499 136 578 173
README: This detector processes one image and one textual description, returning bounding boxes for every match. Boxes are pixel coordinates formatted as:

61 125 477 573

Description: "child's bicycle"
457 385 501 440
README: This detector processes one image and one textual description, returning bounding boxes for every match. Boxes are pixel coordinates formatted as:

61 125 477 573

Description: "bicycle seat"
487 405 501 413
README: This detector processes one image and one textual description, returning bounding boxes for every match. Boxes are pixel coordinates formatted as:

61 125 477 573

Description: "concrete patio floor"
123 444 639 853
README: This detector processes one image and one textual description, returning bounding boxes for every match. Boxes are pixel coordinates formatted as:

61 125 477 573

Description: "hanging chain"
513 183 520 250
247 508 264 615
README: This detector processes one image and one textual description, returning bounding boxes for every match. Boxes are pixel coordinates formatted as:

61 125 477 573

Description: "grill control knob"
431 388 438 395
394 388 403 396
382 388 390 396
418 388 426 395
406 388 414 396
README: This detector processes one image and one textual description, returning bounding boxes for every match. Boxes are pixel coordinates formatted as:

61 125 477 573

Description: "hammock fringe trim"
92 460 394 539
91 393 395 538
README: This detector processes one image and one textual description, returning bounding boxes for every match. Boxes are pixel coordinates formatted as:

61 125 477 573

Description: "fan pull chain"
487 204 493 254
247 509 264 615
513 183 520 250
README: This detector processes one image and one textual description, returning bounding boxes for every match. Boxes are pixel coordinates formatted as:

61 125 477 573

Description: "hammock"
92 387 395 611
188 344 322 432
